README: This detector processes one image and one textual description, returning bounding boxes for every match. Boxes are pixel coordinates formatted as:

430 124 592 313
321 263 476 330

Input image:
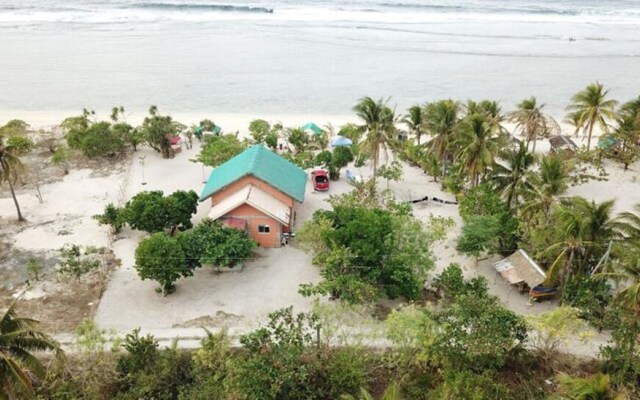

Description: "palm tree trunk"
586 119 595 151
7 178 24 221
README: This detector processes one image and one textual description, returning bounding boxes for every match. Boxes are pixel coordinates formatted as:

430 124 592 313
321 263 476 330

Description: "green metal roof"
199 145 307 203
301 122 323 135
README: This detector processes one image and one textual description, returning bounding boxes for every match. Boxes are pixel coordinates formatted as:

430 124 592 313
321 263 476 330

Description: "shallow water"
0 0 639 122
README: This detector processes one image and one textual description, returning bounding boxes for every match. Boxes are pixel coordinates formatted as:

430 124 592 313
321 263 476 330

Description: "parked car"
311 169 329 191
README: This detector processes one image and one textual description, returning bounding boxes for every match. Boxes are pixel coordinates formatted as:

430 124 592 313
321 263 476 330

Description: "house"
492 249 547 292
199 145 307 247
548 135 578 152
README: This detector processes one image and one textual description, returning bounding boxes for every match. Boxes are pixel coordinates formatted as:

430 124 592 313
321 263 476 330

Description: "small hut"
492 249 547 292
548 135 578 152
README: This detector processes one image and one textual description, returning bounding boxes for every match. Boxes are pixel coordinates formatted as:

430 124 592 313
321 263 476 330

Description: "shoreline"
0 109 358 134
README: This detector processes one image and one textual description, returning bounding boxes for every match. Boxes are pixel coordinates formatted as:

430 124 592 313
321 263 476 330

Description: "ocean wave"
130 2 274 14
377 2 578 16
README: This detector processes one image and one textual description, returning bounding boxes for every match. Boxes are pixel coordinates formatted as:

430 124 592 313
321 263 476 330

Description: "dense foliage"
94 190 198 235
196 134 247 167
298 190 434 303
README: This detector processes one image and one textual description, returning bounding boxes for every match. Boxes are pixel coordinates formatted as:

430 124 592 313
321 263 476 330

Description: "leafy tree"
139 106 182 158
177 218 256 270
315 147 354 180
93 203 125 233
376 160 403 189
353 96 397 175
196 134 246 167
429 293 527 371
120 190 198 235
458 184 519 254
299 203 434 302
0 133 25 220
566 82 618 151
507 97 560 152
134 232 190 295
0 301 61 398
249 119 271 143
456 215 502 257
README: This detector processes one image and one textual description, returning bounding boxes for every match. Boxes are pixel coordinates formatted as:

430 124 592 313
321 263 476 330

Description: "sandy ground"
95 144 323 331
2 120 636 356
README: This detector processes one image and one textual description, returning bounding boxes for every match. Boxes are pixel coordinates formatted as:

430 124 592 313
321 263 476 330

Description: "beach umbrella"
330 135 353 147
301 122 323 135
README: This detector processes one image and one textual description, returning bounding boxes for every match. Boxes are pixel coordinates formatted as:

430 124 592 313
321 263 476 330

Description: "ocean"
0 0 639 124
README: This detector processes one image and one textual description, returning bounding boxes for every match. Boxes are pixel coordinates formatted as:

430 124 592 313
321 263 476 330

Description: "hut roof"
492 249 547 287
548 135 578 150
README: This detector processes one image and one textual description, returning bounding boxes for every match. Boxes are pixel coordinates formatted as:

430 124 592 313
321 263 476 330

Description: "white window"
258 224 270 234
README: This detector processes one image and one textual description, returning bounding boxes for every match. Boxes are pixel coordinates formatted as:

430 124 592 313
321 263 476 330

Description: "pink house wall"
223 203 281 248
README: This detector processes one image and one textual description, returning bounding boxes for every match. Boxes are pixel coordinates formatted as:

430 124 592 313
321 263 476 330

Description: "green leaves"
196 134 246 167
299 202 434 303
100 190 198 235
177 218 256 270
134 232 189 295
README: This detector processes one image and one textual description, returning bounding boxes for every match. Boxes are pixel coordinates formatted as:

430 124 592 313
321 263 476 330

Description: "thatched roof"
548 135 578 150
492 250 547 288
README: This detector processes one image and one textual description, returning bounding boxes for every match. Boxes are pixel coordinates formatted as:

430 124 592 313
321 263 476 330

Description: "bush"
232 307 319 399
58 244 101 278
6 134 34 155
561 275 612 328
429 370 512 399
432 263 489 301
116 328 159 375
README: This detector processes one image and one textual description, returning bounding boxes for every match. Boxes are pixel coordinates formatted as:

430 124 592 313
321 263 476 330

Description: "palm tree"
557 373 620 400
453 113 502 187
286 127 309 155
490 142 536 210
566 82 619 151
402 105 425 145
596 247 640 312
508 97 561 152
544 197 622 286
353 97 397 175
0 301 60 398
0 134 25 221
520 155 571 219
423 99 461 179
